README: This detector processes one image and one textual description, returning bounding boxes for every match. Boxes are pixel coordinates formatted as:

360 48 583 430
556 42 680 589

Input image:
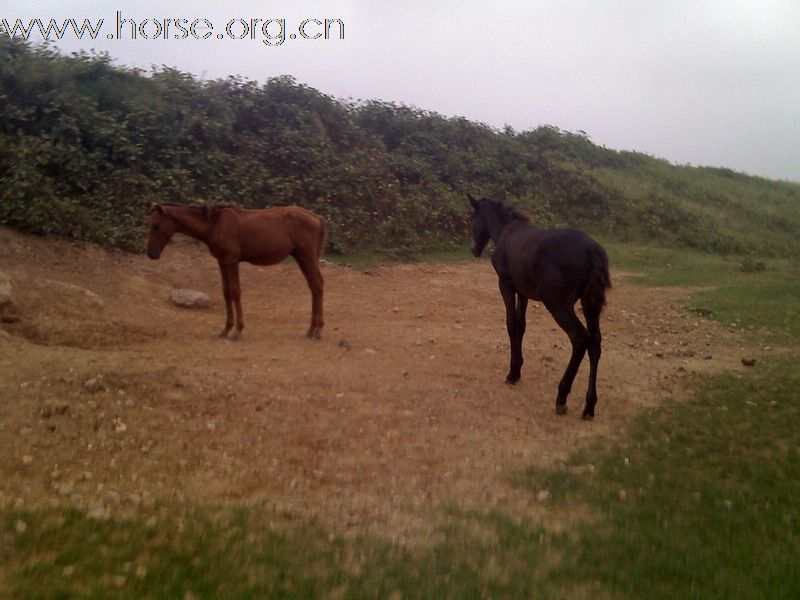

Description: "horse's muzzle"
470 243 482 257
146 248 161 260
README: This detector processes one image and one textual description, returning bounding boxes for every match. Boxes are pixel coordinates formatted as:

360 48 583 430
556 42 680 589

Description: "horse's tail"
316 216 328 261
584 243 612 310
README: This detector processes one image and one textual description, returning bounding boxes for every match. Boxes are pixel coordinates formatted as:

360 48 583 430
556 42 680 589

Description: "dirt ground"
0 227 758 542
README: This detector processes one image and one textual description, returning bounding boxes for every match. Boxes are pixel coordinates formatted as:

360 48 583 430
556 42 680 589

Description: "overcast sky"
8 1 800 181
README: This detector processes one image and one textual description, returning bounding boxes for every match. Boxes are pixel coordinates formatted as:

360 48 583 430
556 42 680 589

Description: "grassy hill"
1 37 798 256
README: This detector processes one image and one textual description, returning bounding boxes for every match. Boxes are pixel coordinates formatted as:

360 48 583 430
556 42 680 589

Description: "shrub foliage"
1 38 799 255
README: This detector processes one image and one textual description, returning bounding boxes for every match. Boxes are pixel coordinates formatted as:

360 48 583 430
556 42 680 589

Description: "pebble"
741 358 756 367
14 520 27 534
87 501 108 521
536 490 550 503
84 377 107 393
618 489 627 501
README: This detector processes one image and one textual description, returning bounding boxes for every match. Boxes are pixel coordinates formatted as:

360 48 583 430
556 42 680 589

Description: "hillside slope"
1 37 798 255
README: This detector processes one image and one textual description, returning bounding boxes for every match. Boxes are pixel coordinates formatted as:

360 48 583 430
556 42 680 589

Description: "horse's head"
146 204 178 260
468 194 491 257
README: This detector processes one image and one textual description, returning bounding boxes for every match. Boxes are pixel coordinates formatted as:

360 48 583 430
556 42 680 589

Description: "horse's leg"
499 278 522 384
217 259 234 339
228 260 245 340
546 301 590 415
580 299 602 419
294 250 325 339
513 293 528 381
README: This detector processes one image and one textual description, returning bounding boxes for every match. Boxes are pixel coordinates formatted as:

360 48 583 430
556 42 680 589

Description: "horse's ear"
148 204 164 215
468 194 479 211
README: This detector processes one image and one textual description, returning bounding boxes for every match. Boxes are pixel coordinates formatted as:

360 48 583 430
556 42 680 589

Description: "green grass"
527 356 800 599
3 506 552 599
3 243 799 598
605 242 800 339
324 244 476 271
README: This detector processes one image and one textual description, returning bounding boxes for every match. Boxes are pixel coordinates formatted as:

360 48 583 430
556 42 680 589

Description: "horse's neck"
486 211 508 243
173 208 211 241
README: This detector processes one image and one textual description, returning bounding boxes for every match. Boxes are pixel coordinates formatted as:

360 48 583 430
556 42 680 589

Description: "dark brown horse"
146 203 326 340
469 195 611 418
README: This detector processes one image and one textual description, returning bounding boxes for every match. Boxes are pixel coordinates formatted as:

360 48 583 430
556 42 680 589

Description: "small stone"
338 339 351 350
536 490 551 503
135 564 147 579
619 489 627 501
703 355 713 360
741 358 756 367
364 348 377 355
14 520 27 534
169 289 210 309
22 455 33 465
84 377 107 393
62 565 75 577
87 501 107 521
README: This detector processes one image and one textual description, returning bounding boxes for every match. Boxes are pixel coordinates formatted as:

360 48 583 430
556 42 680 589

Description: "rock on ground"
170 289 211 309
0 271 17 318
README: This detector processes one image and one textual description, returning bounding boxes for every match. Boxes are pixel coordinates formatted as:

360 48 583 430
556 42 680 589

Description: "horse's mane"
151 202 242 220
487 198 531 223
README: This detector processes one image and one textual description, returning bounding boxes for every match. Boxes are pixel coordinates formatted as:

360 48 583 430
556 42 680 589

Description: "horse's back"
234 206 323 264
499 225 607 303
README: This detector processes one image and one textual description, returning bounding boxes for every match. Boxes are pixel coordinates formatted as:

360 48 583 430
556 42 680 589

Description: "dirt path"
0 228 757 542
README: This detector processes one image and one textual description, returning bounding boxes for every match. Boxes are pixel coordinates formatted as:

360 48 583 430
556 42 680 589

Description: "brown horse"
146 203 326 340
469 195 611 418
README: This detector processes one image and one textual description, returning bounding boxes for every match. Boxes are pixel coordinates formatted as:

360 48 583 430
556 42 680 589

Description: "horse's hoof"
313 330 321 340
582 412 594 421
505 377 518 385
556 404 568 415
